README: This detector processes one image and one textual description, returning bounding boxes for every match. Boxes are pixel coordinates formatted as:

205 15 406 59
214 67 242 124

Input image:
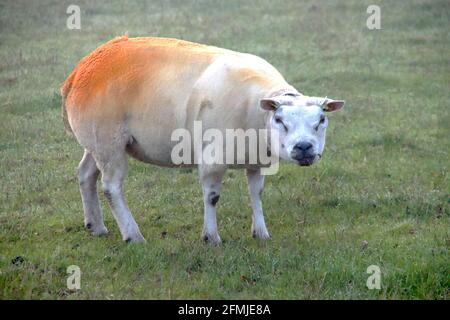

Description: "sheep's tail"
60 74 75 136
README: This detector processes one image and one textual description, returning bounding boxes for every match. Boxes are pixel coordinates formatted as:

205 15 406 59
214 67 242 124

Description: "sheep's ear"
322 99 345 112
305 96 345 112
260 98 282 111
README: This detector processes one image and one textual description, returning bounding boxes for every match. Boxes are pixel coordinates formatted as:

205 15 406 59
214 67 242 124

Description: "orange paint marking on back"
61 35 222 110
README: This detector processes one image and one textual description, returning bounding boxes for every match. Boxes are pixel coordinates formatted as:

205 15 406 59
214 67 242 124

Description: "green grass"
0 0 449 299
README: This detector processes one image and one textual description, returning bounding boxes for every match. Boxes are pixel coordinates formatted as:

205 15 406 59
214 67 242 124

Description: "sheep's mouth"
297 156 315 166
296 153 322 166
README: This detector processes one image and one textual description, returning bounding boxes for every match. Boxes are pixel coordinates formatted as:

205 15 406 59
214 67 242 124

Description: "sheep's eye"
315 115 326 131
319 115 326 124
274 117 288 131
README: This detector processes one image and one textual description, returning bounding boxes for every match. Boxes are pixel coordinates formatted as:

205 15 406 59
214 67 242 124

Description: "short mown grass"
0 0 449 299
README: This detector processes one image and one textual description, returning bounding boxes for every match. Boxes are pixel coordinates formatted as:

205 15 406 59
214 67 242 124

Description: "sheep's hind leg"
78 150 108 236
97 151 145 243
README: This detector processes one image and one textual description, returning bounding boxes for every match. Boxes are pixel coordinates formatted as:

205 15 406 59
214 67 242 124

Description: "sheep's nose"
293 142 313 152
291 142 315 165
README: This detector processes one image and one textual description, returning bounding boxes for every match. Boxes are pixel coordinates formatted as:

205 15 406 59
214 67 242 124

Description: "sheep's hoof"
202 232 221 246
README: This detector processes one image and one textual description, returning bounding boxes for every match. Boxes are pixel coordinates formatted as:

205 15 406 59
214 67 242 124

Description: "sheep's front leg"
246 168 270 240
199 165 226 245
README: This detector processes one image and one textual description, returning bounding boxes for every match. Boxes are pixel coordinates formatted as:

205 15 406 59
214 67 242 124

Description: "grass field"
0 0 449 299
